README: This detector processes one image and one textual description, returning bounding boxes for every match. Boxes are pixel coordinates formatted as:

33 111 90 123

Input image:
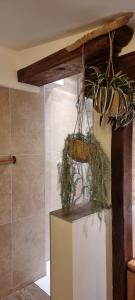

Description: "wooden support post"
111 124 133 300
127 260 135 300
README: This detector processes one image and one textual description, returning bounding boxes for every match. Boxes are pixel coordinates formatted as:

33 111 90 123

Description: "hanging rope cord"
73 45 92 204
74 30 115 135
70 31 115 205
74 44 91 134
106 31 115 77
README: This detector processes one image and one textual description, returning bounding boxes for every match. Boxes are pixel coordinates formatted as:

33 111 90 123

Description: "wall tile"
0 165 11 194
0 193 11 225
0 86 45 296
0 224 12 298
44 78 78 262
2 289 23 300
12 155 45 220
13 257 45 291
0 224 12 259
0 257 12 298
0 87 10 155
45 159 60 211
10 89 44 154
45 87 76 162
12 212 45 289
0 165 12 225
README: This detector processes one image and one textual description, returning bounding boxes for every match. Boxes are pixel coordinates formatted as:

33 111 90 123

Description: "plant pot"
94 87 129 117
67 138 96 163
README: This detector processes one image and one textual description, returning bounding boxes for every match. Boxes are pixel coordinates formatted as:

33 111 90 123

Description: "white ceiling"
0 0 135 50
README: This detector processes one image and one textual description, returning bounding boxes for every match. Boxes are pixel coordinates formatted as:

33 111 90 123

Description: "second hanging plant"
58 131 110 210
58 46 111 212
85 32 135 129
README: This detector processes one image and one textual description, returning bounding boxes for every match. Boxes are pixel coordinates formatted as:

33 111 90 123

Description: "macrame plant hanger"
106 31 115 78
74 44 91 136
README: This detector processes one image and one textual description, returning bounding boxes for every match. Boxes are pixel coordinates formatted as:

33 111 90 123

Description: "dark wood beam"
86 50 135 82
17 25 133 86
114 52 135 80
111 124 133 300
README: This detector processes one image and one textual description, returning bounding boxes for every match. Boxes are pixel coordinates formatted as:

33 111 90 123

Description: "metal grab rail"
0 155 16 165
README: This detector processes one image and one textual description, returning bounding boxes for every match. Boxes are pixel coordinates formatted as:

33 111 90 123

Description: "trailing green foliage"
108 98 135 129
88 134 110 210
58 133 110 211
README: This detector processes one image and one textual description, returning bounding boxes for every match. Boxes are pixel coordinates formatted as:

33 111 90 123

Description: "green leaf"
88 66 101 78
99 87 107 115
93 85 99 106
117 87 128 113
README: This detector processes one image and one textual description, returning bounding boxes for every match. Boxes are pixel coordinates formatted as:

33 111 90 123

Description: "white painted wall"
93 112 112 300
121 33 135 55
72 213 107 300
51 216 73 300
51 213 107 300
0 46 39 92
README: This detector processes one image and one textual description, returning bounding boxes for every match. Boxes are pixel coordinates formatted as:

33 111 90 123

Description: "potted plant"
85 66 135 126
58 133 110 211
58 47 111 211
67 133 96 163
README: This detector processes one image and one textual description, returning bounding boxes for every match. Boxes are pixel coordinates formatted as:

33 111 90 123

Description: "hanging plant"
58 132 110 210
85 32 135 128
67 132 96 163
66 72 97 164
85 68 133 116
58 45 111 212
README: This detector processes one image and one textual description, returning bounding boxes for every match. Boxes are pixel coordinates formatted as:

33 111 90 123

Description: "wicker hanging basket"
94 87 129 117
67 136 96 163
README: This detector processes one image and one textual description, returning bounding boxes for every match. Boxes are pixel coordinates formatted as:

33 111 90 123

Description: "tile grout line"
42 86 47 268
9 87 14 294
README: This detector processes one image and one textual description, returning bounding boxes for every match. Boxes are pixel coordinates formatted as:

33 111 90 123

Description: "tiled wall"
0 87 45 298
44 77 78 260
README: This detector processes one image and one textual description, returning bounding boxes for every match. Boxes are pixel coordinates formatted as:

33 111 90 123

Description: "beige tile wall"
44 77 79 260
0 87 45 298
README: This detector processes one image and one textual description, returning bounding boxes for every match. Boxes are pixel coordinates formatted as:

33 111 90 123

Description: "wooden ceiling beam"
17 25 133 86
115 51 135 79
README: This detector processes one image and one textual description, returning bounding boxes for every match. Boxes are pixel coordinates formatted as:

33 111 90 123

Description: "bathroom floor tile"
2 283 49 300
23 283 49 299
